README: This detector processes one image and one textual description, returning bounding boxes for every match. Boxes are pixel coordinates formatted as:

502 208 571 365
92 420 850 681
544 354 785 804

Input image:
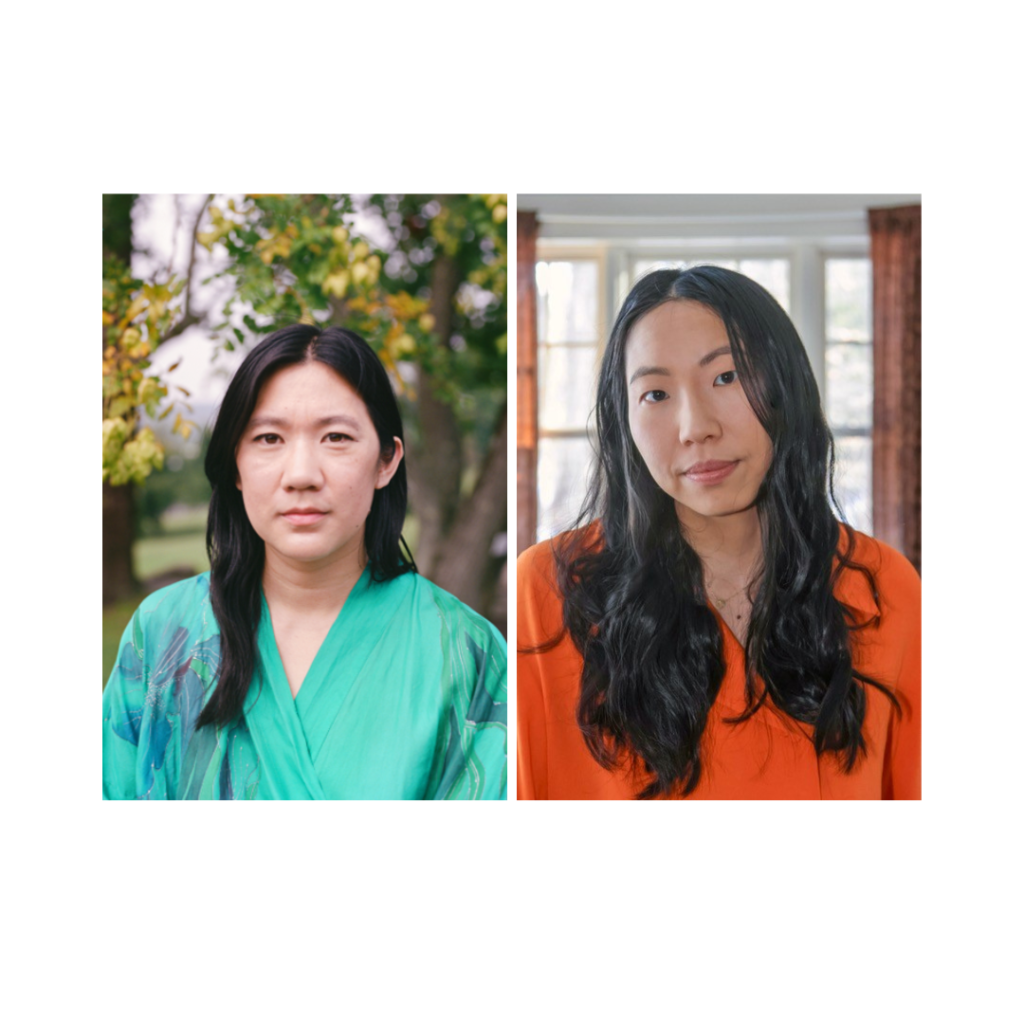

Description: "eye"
713 370 737 387
325 432 353 443
640 389 668 404
254 433 282 444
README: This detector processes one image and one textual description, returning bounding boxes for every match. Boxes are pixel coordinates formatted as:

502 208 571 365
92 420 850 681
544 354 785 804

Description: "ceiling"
519 193 921 245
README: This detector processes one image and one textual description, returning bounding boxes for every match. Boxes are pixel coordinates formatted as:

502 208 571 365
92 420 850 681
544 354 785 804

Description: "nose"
281 439 324 490
678 390 721 446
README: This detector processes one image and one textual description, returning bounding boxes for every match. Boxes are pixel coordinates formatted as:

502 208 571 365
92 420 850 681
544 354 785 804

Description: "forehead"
250 360 370 420
624 300 729 369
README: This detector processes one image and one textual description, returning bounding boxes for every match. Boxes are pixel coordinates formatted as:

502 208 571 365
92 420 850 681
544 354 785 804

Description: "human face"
625 300 772 532
235 360 402 572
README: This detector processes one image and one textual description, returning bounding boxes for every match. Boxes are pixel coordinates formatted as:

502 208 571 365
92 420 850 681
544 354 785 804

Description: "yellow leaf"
122 297 147 324
120 326 142 350
173 413 195 441
323 269 349 297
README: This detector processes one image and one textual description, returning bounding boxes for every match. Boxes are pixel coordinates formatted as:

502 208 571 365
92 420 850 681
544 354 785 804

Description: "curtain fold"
869 204 922 572
517 211 539 555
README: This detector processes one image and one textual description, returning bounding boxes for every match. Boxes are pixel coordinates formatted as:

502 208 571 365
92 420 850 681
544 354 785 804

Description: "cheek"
745 420 773 475
630 415 669 469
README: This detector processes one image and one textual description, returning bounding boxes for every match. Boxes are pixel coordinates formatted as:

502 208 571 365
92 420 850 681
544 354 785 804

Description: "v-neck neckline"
260 566 372 708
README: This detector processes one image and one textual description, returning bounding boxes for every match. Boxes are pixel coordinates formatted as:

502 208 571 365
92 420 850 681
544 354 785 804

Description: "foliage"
200 194 507 418
101 257 193 485
103 193 507 491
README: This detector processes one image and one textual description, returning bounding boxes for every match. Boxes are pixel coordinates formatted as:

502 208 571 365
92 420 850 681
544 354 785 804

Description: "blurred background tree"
103 194 507 681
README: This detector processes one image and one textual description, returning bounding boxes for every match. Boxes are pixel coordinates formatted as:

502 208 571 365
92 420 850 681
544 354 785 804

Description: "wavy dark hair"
196 324 415 729
553 266 897 797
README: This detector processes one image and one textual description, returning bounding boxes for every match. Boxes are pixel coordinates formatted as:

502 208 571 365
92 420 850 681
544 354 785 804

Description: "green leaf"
108 395 133 419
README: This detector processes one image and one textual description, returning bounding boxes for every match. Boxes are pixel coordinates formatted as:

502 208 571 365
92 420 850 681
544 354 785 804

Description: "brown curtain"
517 211 539 555
870 204 921 572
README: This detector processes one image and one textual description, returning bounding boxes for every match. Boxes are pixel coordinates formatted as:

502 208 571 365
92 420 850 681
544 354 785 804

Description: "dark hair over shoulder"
553 266 897 797
197 324 415 729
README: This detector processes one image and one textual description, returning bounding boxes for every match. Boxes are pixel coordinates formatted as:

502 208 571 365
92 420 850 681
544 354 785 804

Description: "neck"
261 543 367 617
676 502 763 586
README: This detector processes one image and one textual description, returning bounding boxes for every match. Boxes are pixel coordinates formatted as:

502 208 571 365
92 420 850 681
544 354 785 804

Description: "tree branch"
182 194 212 322
155 195 211 346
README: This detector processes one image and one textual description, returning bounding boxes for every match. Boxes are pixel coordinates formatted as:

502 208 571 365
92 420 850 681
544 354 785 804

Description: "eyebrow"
698 345 733 368
247 414 363 431
628 346 733 385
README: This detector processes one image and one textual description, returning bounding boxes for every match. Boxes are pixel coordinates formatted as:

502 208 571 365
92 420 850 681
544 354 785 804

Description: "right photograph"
516 194 921 800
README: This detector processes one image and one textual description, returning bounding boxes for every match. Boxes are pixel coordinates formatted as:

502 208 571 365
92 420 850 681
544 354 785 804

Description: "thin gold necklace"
705 577 749 620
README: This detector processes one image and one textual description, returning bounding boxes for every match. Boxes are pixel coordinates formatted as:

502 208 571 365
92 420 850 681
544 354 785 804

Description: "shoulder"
106 574 219 708
517 537 557 588
133 572 213 623
380 571 506 652
517 523 602 595
836 529 920 622
122 573 219 665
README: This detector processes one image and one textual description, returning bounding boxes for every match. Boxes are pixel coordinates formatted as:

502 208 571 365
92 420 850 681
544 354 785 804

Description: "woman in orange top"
517 266 920 799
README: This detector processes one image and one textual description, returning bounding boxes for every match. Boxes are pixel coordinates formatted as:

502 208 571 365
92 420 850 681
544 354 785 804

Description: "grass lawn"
134 530 209 579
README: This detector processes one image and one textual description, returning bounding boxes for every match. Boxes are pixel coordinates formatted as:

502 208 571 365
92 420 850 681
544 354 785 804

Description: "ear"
375 437 404 490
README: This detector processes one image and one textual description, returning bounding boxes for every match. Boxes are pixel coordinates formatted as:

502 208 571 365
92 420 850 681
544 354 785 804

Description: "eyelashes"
640 389 668 404
252 432 354 445
638 370 738 404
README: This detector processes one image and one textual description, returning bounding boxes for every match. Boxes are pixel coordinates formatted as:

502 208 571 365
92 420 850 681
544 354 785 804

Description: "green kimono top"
102 569 507 800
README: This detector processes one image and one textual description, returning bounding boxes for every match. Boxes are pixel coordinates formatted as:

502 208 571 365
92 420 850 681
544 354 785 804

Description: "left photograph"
102 194 508 800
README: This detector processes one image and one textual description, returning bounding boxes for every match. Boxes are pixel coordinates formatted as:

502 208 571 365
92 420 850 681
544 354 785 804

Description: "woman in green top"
103 324 507 799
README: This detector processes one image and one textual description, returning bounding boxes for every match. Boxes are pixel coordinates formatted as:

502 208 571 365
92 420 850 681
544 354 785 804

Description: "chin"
675 492 756 520
270 536 346 562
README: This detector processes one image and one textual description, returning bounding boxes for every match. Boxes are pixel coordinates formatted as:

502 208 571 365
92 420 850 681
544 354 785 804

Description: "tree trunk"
407 250 462 573
431 406 507 615
103 480 137 604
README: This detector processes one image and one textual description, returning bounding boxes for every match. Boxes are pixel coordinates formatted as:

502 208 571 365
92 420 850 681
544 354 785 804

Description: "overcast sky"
131 194 247 418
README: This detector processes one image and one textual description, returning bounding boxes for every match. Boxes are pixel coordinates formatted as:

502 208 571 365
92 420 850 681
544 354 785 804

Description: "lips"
683 460 738 484
282 508 328 524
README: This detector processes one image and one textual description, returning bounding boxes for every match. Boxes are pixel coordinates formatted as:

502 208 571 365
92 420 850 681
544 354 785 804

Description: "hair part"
554 266 898 797
197 324 416 730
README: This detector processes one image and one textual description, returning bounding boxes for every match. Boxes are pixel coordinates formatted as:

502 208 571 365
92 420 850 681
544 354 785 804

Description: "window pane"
539 344 598 431
825 342 873 429
826 259 871 341
537 436 594 541
832 434 872 535
739 258 791 312
536 260 598 343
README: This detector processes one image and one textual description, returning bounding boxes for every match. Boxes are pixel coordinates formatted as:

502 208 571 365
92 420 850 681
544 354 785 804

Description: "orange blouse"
517 529 921 800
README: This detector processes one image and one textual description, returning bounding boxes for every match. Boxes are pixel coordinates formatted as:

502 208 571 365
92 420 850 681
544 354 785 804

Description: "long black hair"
197 324 415 729
554 266 897 797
